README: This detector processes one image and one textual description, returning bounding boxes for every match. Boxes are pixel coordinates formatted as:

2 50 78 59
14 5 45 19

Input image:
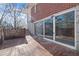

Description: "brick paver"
32 35 79 56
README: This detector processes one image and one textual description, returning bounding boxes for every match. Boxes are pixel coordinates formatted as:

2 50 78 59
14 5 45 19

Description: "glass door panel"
45 18 53 39
55 11 75 46
35 21 43 37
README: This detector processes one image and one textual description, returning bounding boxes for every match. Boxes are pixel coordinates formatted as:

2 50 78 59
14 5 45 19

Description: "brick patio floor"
0 32 52 56
32 35 79 56
0 31 79 56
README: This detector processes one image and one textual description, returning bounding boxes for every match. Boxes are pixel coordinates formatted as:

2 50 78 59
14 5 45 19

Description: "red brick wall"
31 3 78 22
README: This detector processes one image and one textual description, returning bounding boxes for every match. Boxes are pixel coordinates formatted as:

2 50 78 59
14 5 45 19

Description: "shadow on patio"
0 38 28 50
0 30 79 56
0 30 28 50
31 33 79 56
0 30 52 56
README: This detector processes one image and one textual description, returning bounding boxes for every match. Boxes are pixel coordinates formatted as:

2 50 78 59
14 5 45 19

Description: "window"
55 11 75 46
44 18 53 39
35 21 43 37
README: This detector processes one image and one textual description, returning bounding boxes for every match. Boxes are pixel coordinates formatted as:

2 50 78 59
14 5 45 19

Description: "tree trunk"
14 10 17 29
0 27 4 45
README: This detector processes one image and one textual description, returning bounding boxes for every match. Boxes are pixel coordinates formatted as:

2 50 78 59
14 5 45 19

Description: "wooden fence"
2 28 26 40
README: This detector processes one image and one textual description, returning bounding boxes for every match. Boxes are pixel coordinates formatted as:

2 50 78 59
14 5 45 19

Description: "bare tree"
9 3 26 29
0 4 13 44
0 3 27 44
0 4 6 44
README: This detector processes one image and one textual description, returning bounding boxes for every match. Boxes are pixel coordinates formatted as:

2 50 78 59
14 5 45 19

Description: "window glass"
55 11 75 46
45 18 53 39
35 21 43 37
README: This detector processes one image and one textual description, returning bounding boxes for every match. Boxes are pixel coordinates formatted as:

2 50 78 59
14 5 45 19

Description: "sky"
14 3 28 9
0 3 28 9
0 3 28 29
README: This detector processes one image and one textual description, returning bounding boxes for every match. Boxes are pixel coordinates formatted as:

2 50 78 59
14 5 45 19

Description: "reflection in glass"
35 21 43 37
55 11 75 46
45 18 53 39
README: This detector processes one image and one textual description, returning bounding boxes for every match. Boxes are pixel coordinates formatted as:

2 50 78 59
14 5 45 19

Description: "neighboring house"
27 3 79 51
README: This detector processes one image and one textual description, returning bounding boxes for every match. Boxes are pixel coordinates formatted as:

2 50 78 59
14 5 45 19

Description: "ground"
0 31 79 56
0 34 52 56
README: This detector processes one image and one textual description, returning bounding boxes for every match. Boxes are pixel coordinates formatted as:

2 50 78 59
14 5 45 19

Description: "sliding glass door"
44 18 53 39
35 21 43 37
34 9 75 48
55 11 75 46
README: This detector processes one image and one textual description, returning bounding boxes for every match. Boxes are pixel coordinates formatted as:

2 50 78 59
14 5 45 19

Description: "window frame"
53 7 76 49
33 7 76 50
34 20 44 37
43 17 53 40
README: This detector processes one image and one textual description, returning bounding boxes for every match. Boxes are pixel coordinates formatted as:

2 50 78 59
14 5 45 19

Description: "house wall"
29 3 79 50
27 4 35 35
31 3 78 22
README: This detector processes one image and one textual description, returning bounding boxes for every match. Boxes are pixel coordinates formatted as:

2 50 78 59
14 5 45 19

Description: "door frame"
53 7 76 49
33 7 76 50
43 16 53 40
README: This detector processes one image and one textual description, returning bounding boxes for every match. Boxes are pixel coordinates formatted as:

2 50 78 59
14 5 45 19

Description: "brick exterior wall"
31 3 78 22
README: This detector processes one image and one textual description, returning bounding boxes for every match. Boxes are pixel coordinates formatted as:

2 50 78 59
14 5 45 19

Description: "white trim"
44 38 54 42
33 15 52 23
33 7 75 23
36 34 43 37
54 7 76 49
44 38 76 50
75 8 77 49
53 40 76 50
33 6 77 50
34 21 44 37
33 23 35 35
35 33 43 37
53 16 55 41
43 20 45 38
34 3 37 13
43 17 53 40
53 7 76 16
